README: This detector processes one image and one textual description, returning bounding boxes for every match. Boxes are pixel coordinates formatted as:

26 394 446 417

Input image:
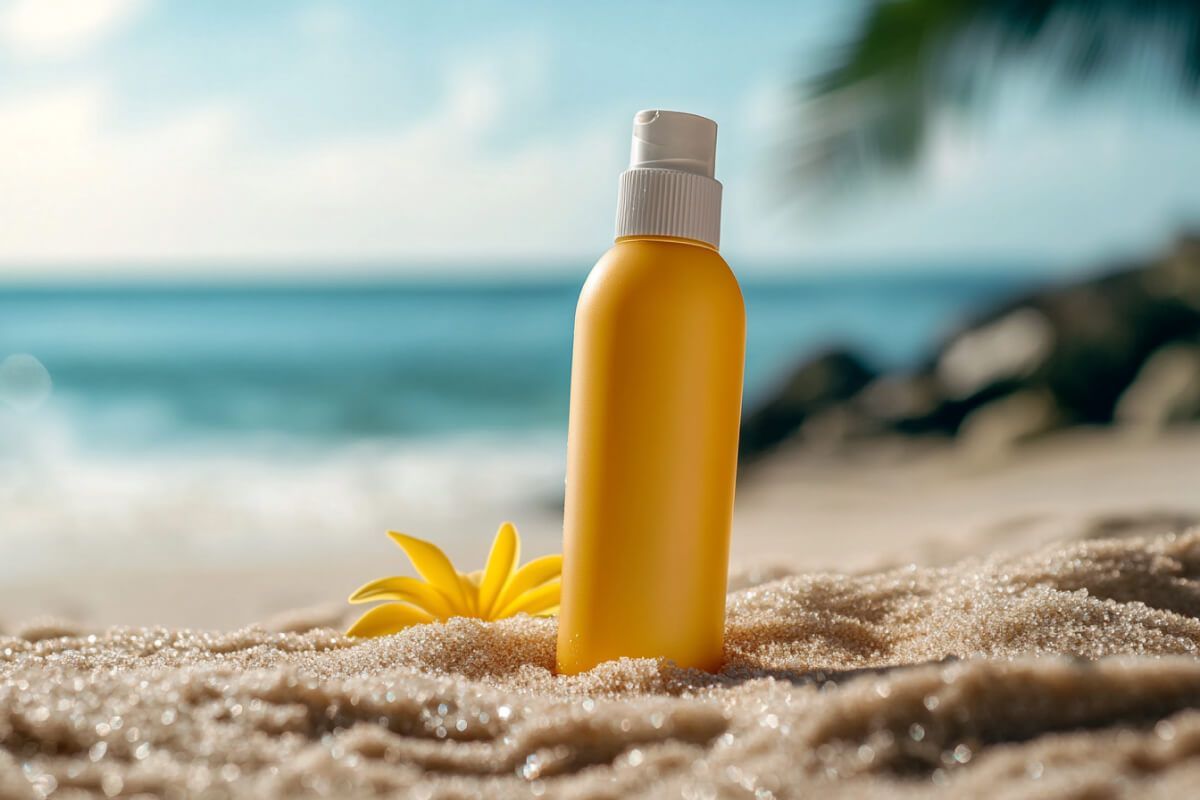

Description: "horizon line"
0 253 1068 282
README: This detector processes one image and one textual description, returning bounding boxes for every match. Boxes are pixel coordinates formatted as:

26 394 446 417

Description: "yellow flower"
346 522 562 638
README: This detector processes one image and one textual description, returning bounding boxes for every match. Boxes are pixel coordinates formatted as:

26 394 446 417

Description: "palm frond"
793 0 1200 195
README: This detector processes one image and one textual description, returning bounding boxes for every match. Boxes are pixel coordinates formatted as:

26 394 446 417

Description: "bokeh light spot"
0 353 53 412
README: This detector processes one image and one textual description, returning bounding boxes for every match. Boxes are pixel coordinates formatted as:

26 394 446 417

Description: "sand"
4 528 1200 799
5 427 1200 632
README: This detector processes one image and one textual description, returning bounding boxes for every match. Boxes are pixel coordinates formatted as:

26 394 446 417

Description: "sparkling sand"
3 531 1200 798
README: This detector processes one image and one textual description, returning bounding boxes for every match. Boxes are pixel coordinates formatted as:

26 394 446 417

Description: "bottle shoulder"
583 239 743 310
602 237 732 271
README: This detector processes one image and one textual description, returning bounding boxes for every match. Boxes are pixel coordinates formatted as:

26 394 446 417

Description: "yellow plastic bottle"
557 110 745 674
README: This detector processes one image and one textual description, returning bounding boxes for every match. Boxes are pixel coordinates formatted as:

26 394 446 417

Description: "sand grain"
4 531 1200 798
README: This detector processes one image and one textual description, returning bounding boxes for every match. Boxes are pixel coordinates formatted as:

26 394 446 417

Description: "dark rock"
855 373 941 424
853 372 977 435
739 347 877 463
958 389 1062 459
741 233 1200 458
1115 342 1200 430
917 234 1200 433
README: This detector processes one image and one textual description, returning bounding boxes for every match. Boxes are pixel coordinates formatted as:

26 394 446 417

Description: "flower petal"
386 531 469 611
497 578 561 618
347 576 455 619
478 522 520 618
492 554 562 616
346 603 435 638
458 573 480 616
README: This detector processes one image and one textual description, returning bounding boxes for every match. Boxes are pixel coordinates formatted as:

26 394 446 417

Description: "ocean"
0 272 1027 451
0 271 1032 580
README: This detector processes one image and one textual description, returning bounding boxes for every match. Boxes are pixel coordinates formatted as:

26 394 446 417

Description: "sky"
1 0 1199 279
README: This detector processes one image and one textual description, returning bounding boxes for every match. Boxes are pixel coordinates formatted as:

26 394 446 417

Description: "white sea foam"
0 407 565 580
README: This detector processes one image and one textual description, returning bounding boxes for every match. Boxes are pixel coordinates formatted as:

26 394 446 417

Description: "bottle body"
556 236 746 674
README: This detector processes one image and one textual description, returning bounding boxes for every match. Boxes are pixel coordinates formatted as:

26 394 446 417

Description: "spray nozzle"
629 109 717 178
616 109 722 247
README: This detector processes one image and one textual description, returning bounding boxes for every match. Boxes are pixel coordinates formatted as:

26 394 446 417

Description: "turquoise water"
0 273 1029 452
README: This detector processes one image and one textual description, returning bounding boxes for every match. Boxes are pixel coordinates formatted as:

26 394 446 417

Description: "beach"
5 0 1200 792
2 429 1199 798
3 426 1197 629
2 268 1198 799
0 274 1030 631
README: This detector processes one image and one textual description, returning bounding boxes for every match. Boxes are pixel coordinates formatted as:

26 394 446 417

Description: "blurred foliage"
794 0 1200 194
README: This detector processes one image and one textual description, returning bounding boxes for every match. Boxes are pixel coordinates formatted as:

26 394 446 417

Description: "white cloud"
745 99 1200 267
0 0 147 59
295 2 352 42
0 50 626 274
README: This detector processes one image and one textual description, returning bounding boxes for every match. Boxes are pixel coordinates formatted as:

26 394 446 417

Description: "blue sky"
1 0 1199 278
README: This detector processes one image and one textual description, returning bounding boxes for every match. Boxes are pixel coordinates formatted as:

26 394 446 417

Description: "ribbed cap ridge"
615 168 722 248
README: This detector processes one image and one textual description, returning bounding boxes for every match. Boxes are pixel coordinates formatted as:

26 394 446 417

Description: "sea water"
0 271 1029 577
0 273 1027 448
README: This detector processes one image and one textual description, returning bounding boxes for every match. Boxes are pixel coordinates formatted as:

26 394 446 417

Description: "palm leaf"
794 0 1200 194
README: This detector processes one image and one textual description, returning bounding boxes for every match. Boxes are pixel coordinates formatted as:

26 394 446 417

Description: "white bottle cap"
615 110 723 248
629 110 716 177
